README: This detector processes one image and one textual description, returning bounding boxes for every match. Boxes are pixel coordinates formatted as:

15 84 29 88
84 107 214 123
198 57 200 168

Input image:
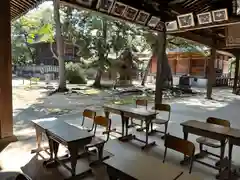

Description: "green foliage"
30 77 40 84
11 6 54 65
11 1 207 89
66 62 87 84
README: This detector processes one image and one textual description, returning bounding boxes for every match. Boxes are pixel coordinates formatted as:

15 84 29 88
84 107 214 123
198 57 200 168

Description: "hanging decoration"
197 12 212 25
123 6 138 20
177 13 194 28
135 11 150 25
156 21 165 31
226 24 240 47
96 0 114 13
165 20 178 31
111 2 127 16
147 16 161 28
212 9 228 22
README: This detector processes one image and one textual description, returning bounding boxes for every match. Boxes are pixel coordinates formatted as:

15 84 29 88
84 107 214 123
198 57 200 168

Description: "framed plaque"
212 9 228 22
135 11 150 25
111 2 127 16
197 12 212 25
123 6 138 20
226 24 240 47
165 20 178 31
177 13 195 28
156 21 165 31
147 16 161 28
96 0 114 13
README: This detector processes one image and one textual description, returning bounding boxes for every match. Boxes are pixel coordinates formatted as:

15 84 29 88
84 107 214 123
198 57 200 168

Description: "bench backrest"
207 117 230 127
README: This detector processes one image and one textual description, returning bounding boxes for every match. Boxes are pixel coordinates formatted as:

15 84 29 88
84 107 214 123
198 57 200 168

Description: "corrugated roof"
10 0 45 20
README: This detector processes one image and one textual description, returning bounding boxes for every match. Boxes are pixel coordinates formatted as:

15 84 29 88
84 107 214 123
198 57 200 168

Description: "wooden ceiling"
10 0 44 20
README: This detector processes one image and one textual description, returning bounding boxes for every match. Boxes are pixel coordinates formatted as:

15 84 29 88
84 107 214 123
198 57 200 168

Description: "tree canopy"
11 1 206 87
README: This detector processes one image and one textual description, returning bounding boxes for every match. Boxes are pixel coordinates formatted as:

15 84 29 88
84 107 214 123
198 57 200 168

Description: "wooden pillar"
155 26 167 104
206 48 216 99
0 0 13 138
233 55 239 94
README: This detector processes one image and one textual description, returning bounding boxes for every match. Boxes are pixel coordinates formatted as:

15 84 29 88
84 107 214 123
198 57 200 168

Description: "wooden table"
103 104 157 149
31 118 67 154
44 122 94 178
104 139 183 180
180 120 230 174
226 128 240 179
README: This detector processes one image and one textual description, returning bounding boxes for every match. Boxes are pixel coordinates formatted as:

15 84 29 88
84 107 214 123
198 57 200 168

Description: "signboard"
226 24 240 47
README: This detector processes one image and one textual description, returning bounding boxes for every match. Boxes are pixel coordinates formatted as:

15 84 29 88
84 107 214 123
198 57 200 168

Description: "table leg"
31 126 43 154
121 112 125 136
68 144 78 176
104 110 110 119
48 138 54 160
53 140 59 160
43 138 58 168
119 116 133 142
125 117 129 136
183 131 188 140
118 112 125 141
228 143 233 179
105 110 122 135
180 131 189 165
141 120 156 150
184 131 188 160
219 140 225 174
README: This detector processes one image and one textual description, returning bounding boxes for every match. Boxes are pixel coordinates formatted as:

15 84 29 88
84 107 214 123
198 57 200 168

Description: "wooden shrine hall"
1 0 240 141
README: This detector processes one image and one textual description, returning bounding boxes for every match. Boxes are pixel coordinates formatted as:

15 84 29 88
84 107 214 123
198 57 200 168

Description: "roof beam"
168 19 240 34
172 31 225 48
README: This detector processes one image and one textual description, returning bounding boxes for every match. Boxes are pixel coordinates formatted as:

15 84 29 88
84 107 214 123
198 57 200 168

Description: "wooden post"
0 0 13 138
141 57 152 86
155 27 167 104
233 54 239 94
206 48 216 99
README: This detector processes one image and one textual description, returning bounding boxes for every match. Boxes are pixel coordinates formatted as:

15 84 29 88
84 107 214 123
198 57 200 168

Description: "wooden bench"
181 120 230 177
103 104 157 149
44 123 94 178
31 118 67 154
225 128 240 179
104 139 184 180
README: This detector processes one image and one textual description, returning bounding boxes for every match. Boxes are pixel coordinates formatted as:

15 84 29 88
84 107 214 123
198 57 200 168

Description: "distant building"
30 41 79 65
150 49 232 78
15 41 79 79
148 49 233 87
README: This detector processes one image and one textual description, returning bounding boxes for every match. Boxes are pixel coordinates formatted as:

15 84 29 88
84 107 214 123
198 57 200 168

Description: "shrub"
30 77 40 85
66 62 87 84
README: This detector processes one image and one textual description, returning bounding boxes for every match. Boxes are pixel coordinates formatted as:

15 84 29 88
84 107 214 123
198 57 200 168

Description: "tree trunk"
155 30 167 105
206 48 216 99
23 32 35 63
141 57 153 86
163 53 173 87
53 0 67 92
233 54 239 94
93 69 102 88
92 19 107 88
